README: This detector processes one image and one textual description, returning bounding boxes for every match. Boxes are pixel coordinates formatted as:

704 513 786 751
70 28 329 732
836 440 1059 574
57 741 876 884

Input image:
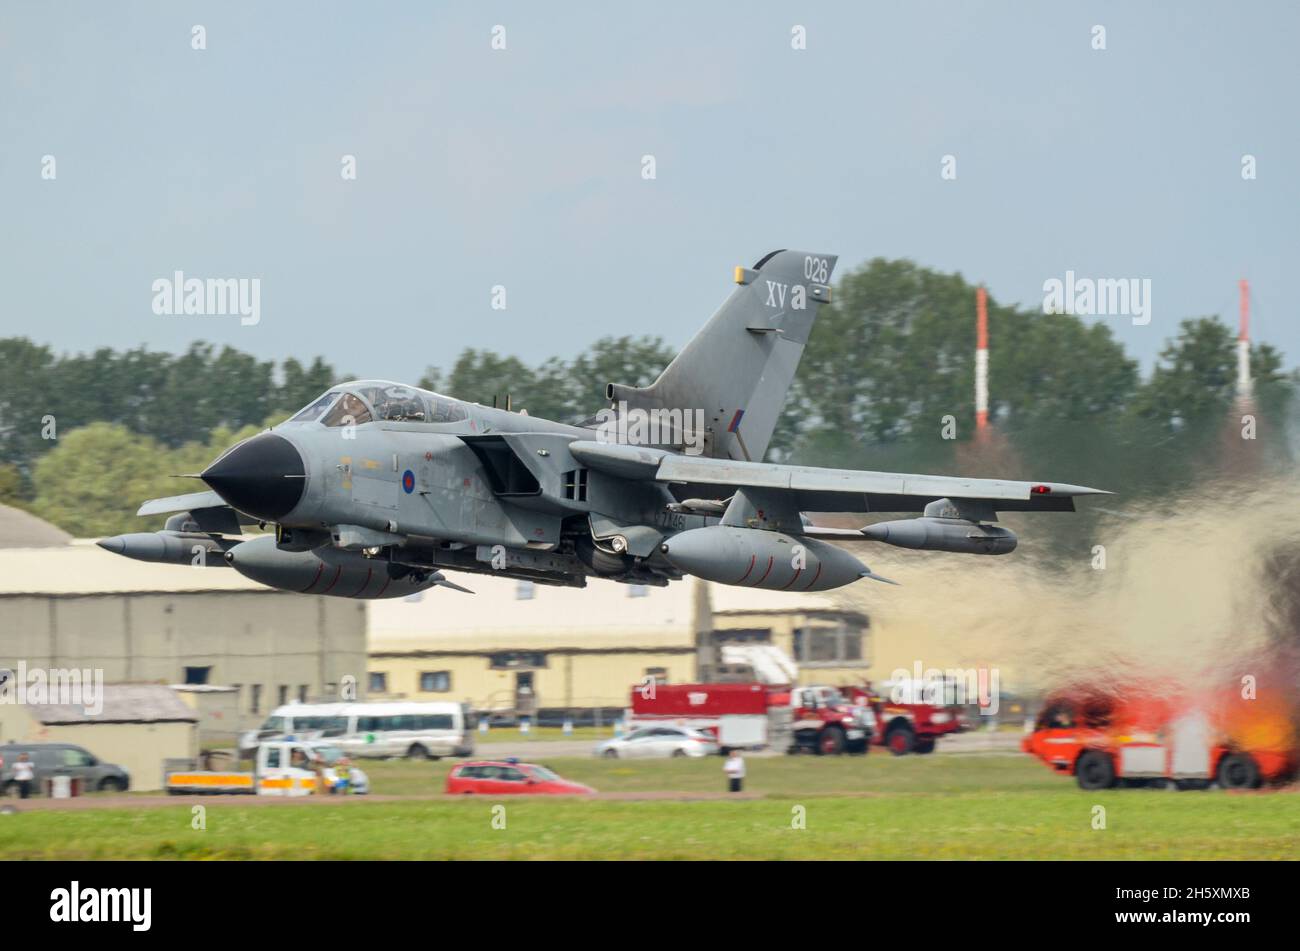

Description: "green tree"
30 422 262 536
0 338 63 472
1132 317 1285 431
0 463 27 505
439 349 537 411
775 258 1138 466
0 338 344 474
278 356 341 416
31 424 171 537
419 336 673 424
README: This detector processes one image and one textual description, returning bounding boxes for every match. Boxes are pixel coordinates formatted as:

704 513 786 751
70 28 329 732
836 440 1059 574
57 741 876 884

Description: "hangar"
0 505 368 739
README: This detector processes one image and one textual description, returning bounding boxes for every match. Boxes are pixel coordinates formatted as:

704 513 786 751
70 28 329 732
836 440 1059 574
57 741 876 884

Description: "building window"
369 672 388 693
420 671 452 692
844 635 862 661
250 684 262 715
298 685 309 703
793 624 865 665
183 665 211 685
810 630 839 662
515 580 535 600
277 685 288 706
644 667 668 684
488 652 547 670
713 627 773 645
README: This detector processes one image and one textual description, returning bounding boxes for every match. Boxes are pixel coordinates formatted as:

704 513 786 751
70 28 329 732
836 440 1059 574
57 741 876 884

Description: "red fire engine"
628 682 874 755
844 680 968 755
1023 682 1298 790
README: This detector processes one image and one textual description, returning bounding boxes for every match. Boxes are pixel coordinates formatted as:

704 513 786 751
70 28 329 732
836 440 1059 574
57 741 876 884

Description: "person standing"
724 749 745 793
310 752 328 795
13 753 35 799
332 755 352 795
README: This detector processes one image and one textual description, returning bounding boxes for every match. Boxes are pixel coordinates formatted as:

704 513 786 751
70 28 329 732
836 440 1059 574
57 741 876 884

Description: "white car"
595 726 719 759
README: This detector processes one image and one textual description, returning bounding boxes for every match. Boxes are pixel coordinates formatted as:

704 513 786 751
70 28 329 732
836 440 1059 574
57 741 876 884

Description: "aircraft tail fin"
605 249 837 461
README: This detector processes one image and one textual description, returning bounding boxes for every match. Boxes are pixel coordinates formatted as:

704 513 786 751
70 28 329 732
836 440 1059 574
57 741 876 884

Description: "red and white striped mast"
975 285 989 433
1236 278 1253 403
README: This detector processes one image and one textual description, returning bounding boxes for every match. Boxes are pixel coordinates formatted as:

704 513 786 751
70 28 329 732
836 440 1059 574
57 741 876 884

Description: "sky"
3 0 1297 388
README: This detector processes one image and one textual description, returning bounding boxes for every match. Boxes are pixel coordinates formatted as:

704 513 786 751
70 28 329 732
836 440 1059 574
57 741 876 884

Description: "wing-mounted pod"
97 530 236 567
860 518 1017 556
858 497 1017 556
98 494 252 566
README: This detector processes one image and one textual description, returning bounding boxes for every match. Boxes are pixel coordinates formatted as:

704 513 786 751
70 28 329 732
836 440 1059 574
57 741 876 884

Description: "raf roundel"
402 469 415 494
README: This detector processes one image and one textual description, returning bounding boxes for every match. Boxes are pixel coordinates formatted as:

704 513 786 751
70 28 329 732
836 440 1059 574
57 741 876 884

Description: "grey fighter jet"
100 249 1106 598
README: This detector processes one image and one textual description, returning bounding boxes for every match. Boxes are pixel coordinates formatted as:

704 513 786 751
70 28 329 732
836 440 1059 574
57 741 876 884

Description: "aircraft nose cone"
97 537 125 554
201 432 306 522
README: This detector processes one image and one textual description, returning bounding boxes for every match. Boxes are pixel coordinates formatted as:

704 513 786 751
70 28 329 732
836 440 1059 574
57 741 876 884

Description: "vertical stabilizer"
605 249 837 460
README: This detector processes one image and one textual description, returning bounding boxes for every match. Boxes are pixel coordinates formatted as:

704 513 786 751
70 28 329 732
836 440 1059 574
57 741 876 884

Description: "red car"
445 759 595 795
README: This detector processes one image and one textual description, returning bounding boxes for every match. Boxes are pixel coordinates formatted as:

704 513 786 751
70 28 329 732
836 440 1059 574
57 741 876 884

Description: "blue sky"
3 1 1297 388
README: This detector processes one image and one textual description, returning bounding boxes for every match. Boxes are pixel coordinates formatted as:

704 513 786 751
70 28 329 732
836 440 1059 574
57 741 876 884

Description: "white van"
238 702 351 756
239 701 474 760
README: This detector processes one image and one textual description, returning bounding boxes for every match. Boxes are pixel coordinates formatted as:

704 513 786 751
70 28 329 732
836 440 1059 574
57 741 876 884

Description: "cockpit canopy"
288 382 468 427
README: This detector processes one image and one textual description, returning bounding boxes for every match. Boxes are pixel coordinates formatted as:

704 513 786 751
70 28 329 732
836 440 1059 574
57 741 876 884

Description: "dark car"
0 743 130 796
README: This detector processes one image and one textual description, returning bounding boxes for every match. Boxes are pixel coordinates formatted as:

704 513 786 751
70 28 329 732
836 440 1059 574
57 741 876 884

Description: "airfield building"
0 683 197 792
366 575 873 719
0 505 368 742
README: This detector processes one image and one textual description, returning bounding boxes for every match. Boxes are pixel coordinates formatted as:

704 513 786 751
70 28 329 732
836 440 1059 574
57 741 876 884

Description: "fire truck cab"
784 685 874 755
846 681 966 755
628 682 874 755
1023 687 1297 791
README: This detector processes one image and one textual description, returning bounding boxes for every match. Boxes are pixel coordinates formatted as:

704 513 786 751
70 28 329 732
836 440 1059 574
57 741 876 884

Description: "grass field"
2 754 1296 860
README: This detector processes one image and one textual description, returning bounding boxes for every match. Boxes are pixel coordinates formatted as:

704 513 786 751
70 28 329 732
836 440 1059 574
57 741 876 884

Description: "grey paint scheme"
102 249 1107 598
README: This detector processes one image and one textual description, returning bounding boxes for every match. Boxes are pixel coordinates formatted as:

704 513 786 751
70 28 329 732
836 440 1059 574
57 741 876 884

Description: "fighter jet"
100 249 1106 599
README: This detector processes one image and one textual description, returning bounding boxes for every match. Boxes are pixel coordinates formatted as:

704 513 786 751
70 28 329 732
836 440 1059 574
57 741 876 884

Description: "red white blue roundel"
402 470 415 493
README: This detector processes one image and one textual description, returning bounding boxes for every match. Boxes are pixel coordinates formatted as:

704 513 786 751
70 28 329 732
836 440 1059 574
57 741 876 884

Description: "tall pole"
975 286 989 432
1236 278 1252 402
